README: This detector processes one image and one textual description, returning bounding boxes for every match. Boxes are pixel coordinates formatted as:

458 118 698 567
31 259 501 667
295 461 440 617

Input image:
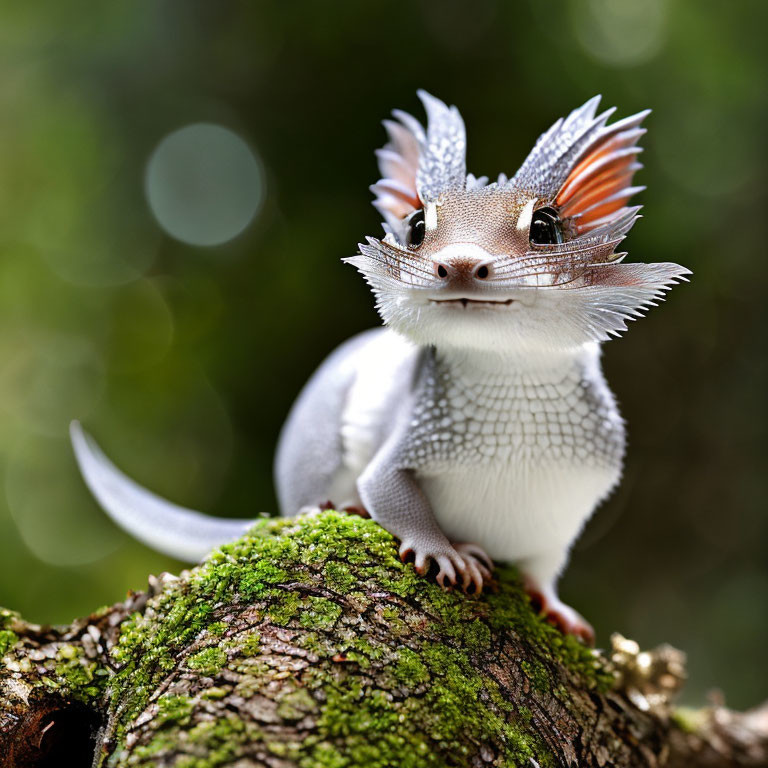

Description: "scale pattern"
399 352 624 472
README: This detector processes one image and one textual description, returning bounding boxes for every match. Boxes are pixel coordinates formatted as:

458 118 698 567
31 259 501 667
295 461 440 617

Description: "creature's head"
346 91 689 355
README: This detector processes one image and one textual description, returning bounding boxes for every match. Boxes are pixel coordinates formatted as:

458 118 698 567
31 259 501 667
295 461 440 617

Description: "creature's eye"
406 209 426 249
529 207 563 246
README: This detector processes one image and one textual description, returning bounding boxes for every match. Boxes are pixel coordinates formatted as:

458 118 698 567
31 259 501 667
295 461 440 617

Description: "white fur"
401 341 623 582
322 330 623 587
330 332 417 506
421 462 617 571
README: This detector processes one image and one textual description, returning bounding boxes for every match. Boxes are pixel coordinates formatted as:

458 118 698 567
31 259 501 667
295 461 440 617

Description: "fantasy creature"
71 92 689 641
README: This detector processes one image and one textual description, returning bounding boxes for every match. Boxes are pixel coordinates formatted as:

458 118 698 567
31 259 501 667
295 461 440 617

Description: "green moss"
483 566 613 693
298 596 343 630
156 693 195 725
130 731 177 760
521 659 550 695
0 607 19 629
185 716 252 768
47 642 109 701
301 667 546 768
298 631 322 654
0 609 20 659
459 618 492 652
380 606 398 620
276 686 318 720
234 629 261 657
267 591 301 625
239 561 290 599
324 561 356 593
135 714 252 768
206 621 227 637
0 629 19 656
106 511 612 766
202 686 228 700
393 647 429 687
187 647 227 676
344 635 387 669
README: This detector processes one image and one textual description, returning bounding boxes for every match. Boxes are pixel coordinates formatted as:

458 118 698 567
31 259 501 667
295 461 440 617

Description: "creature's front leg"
519 549 595 644
357 451 492 593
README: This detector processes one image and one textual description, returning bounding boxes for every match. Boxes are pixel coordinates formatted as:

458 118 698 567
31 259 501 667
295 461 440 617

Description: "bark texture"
0 511 765 768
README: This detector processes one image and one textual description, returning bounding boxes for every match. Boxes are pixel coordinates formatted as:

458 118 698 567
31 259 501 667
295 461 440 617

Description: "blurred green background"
0 0 765 708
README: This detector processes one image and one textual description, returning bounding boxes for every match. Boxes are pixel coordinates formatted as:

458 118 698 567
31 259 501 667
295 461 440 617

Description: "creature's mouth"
429 298 515 308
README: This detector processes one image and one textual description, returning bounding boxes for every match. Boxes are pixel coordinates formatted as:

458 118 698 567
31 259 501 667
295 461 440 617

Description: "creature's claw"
454 542 495 574
399 539 493 594
453 542 493 593
545 604 595 645
342 505 370 519
524 579 595 645
434 555 458 588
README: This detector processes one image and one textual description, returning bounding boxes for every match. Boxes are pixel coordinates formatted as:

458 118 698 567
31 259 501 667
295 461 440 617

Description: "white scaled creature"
71 91 690 642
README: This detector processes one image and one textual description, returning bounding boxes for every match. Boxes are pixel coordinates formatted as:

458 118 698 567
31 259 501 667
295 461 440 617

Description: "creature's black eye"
406 209 426 248
529 207 563 246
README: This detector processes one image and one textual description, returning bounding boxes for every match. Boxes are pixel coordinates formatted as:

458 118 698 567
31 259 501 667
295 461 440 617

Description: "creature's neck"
432 342 594 383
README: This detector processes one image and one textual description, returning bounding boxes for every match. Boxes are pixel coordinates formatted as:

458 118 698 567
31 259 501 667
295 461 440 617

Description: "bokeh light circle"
145 123 265 247
5 441 123 567
570 0 667 67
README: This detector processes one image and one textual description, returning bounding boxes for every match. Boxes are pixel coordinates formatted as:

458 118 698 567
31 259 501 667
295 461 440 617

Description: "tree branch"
1 512 765 767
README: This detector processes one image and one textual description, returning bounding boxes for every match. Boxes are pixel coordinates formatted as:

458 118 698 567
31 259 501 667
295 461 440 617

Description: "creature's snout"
431 255 493 283
430 244 495 288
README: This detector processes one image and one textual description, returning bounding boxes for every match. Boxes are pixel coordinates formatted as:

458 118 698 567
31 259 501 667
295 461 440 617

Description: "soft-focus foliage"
0 0 765 709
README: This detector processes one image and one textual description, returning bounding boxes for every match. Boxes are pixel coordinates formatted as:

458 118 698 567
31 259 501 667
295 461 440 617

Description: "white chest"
402 346 625 560
418 460 620 561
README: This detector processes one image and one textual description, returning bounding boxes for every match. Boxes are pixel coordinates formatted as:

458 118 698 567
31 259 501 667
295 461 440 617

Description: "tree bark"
1 511 766 767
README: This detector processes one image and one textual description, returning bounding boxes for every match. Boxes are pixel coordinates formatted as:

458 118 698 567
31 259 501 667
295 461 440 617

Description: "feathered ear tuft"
512 96 613 198
371 116 423 233
555 109 649 234
371 91 467 234
414 90 466 201
511 96 650 237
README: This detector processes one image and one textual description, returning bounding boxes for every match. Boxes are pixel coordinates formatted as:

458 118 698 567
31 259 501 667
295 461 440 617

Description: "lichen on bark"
105 512 615 767
1 511 766 768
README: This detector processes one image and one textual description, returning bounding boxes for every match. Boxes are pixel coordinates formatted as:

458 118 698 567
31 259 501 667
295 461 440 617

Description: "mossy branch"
1 512 766 767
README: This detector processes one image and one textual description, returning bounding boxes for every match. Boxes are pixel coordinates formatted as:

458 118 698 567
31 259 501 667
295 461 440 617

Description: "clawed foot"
524 579 595 645
399 540 494 593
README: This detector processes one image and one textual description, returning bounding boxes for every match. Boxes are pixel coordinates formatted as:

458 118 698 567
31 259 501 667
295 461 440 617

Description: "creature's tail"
70 421 255 562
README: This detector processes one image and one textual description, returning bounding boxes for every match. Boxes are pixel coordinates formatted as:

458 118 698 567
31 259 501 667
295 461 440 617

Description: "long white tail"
70 421 255 562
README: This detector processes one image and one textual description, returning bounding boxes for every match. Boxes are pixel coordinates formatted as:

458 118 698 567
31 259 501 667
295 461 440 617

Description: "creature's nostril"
436 264 448 279
476 265 489 279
